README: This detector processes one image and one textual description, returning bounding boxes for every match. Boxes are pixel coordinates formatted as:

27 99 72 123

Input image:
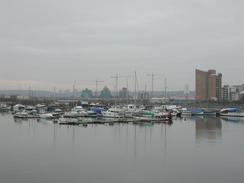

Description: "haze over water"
0 114 244 183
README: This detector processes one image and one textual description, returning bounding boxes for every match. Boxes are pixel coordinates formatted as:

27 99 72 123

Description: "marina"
1 0 243 182
3 102 244 122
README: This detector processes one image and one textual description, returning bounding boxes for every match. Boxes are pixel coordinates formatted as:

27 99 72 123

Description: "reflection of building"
195 69 222 101
195 117 222 142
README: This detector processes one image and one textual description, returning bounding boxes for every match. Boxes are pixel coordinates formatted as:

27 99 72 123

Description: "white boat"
102 111 121 118
39 113 54 119
13 104 25 113
64 111 87 118
64 106 88 118
219 108 244 117
13 111 29 118
13 111 39 118
181 108 192 116
102 108 123 118
0 104 11 111
155 112 172 119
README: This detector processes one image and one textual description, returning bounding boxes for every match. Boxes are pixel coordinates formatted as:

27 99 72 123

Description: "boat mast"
164 78 167 99
134 71 137 106
111 73 119 106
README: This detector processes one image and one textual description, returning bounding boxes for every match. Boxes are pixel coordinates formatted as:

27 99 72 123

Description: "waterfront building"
240 91 244 101
195 69 222 101
222 85 238 101
222 84 244 102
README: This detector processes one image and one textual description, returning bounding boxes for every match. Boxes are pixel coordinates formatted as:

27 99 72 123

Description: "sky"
0 0 244 92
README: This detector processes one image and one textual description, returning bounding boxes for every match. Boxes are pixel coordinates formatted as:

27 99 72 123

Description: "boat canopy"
220 108 241 113
189 108 203 113
91 107 105 114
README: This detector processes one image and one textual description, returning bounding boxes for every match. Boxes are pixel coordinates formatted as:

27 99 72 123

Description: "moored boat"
202 108 218 116
13 111 40 119
181 108 192 116
218 108 244 117
189 108 204 116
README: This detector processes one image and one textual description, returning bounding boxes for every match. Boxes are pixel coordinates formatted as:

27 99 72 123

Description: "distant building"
17 96 30 100
195 69 222 101
223 84 244 102
119 87 129 99
240 91 244 101
223 85 230 101
184 84 190 100
223 85 237 101
137 92 150 100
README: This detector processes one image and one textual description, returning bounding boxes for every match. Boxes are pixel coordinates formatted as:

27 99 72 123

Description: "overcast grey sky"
0 0 243 91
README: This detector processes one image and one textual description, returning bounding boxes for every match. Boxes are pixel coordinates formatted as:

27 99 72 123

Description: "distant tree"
100 86 112 99
81 88 93 99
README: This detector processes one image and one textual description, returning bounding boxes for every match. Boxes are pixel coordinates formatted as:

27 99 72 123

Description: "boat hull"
219 112 244 117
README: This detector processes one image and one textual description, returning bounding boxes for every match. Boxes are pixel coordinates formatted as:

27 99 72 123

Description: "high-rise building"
195 69 222 101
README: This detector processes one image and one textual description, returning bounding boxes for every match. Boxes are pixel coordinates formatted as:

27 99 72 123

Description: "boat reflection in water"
195 117 222 143
220 116 244 123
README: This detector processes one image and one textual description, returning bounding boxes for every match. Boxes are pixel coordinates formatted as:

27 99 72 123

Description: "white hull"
39 113 54 119
220 112 244 117
182 112 192 116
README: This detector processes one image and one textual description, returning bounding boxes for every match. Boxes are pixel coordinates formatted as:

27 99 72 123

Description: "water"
0 113 244 183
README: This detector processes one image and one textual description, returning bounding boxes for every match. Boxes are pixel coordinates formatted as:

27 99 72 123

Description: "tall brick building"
195 69 222 101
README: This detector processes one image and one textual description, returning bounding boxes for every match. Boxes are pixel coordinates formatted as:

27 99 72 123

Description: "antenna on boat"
134 71 137 106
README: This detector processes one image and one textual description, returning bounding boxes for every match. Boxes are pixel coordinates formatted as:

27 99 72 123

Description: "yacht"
64 106 88 118
181 108 192 116
0 103 11 112
13 104 26 113
218 108 244 117
102 108 122 118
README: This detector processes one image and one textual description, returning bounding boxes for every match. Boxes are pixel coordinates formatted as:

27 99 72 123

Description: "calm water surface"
0 113 244 183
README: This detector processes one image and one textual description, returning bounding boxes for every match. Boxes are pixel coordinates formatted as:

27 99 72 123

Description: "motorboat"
0 103 11 112
102 109 121 118
189 108 204 116
64 106 88 118
13 111 29 118
181 108 192 116
202 108 217 116
155 111 172 120
39 113 54 119
13 111 39 119
13 104 26 113
218 108 244 117
101 106 127 118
